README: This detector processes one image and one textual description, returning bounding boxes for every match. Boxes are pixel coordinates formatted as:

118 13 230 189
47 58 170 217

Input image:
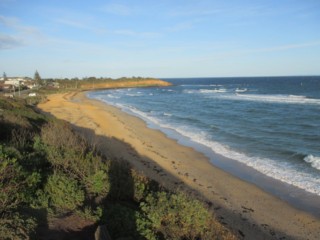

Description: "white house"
4 79 22 86
3 77 34 88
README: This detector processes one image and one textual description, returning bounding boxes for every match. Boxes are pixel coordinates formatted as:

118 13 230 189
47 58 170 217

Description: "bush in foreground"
44 172 85 211
139 191 214 240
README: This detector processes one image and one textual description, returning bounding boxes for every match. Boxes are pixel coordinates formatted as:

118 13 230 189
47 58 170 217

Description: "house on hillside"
1 77 35 90
4 78 24 87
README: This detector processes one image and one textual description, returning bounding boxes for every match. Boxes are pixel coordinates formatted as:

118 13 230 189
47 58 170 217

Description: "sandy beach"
38 91 320 240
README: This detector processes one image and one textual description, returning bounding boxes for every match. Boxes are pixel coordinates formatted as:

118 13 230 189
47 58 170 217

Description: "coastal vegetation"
0 81 235 239
43 76 172 91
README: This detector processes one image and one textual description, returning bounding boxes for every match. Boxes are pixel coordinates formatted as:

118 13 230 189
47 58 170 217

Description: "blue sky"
0 0 319 78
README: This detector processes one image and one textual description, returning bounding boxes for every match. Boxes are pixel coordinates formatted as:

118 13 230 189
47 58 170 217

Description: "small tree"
34 70 43 86
2 72 7 81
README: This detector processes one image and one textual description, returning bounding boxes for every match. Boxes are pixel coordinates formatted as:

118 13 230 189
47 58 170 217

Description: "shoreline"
88 90 320 217
38 91 320 240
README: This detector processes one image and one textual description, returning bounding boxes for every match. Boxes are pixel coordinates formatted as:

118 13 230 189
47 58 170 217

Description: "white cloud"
101 3 133 16
0 15 45 49
249 41 320 53
55 19 88 29
0 15 41 36
0 33 24 49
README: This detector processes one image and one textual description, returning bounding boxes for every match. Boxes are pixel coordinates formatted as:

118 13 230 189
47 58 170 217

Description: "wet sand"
38 91 320 240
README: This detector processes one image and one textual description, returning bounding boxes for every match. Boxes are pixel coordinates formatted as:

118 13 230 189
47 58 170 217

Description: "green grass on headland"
45 76 172 91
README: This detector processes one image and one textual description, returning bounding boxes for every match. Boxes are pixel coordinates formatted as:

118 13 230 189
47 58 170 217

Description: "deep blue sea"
88 76 320 196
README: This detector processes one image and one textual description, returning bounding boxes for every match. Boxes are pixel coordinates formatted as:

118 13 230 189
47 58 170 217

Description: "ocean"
87 76 320 199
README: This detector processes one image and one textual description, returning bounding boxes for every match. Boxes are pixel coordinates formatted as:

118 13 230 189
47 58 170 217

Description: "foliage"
0 148 23 213
0 96 47 142
0 145 41 213
85 169 109 196
34 70 42 86
103 203 148 240
107 160 134 200
3 72 7 81
40 121 110 198
0 213 37 240
76 206 103 222
0 144 39 240
44 172 85 211
140 191 214 240
52 76 166 90
132 169 158 202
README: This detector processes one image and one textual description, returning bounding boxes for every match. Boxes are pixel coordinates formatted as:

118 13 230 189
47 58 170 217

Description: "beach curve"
38 91 320 240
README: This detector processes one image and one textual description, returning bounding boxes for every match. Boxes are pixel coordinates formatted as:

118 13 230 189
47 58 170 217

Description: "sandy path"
38 91 320 240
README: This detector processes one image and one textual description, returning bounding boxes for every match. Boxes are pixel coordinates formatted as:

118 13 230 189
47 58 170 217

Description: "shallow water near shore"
87 76 320 216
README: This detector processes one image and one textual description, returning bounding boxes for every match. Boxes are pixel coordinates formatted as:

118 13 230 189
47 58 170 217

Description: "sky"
0 0 320 78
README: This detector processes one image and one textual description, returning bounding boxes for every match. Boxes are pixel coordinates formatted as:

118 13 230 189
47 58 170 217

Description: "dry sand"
38 91 320 240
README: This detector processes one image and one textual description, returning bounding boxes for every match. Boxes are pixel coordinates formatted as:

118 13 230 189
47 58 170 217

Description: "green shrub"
40 122 110 199
140 191 214 240
76 206 103 222
103 204 149 240
131 169 158 202
85 169 109 196
0 155 22 213
30 189 50 209
40 121 87 154
32 135 47 155
28 135 51 171
0 213 37 240
0 145 40 213
10 128 33 151
0 97 46 131
45 172 85 211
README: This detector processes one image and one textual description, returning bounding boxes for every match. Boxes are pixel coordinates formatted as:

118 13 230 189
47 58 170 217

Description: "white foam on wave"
172 127 320 196
183 89 197 94
112 102 320 196
119 104 166 129
183 89 227 94
89 94 320 196
221 94 320 105
304 155 320 170
126 93 142 97
106 94 120 99
200 89 227 93
235 88 247 93
181 84 223 87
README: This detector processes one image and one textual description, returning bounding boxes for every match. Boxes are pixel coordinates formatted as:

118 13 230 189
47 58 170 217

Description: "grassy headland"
78 78 172 90
46 77 172 91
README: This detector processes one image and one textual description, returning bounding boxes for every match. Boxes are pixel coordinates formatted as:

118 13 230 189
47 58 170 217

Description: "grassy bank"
0 90 236 240
44 77 172 91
